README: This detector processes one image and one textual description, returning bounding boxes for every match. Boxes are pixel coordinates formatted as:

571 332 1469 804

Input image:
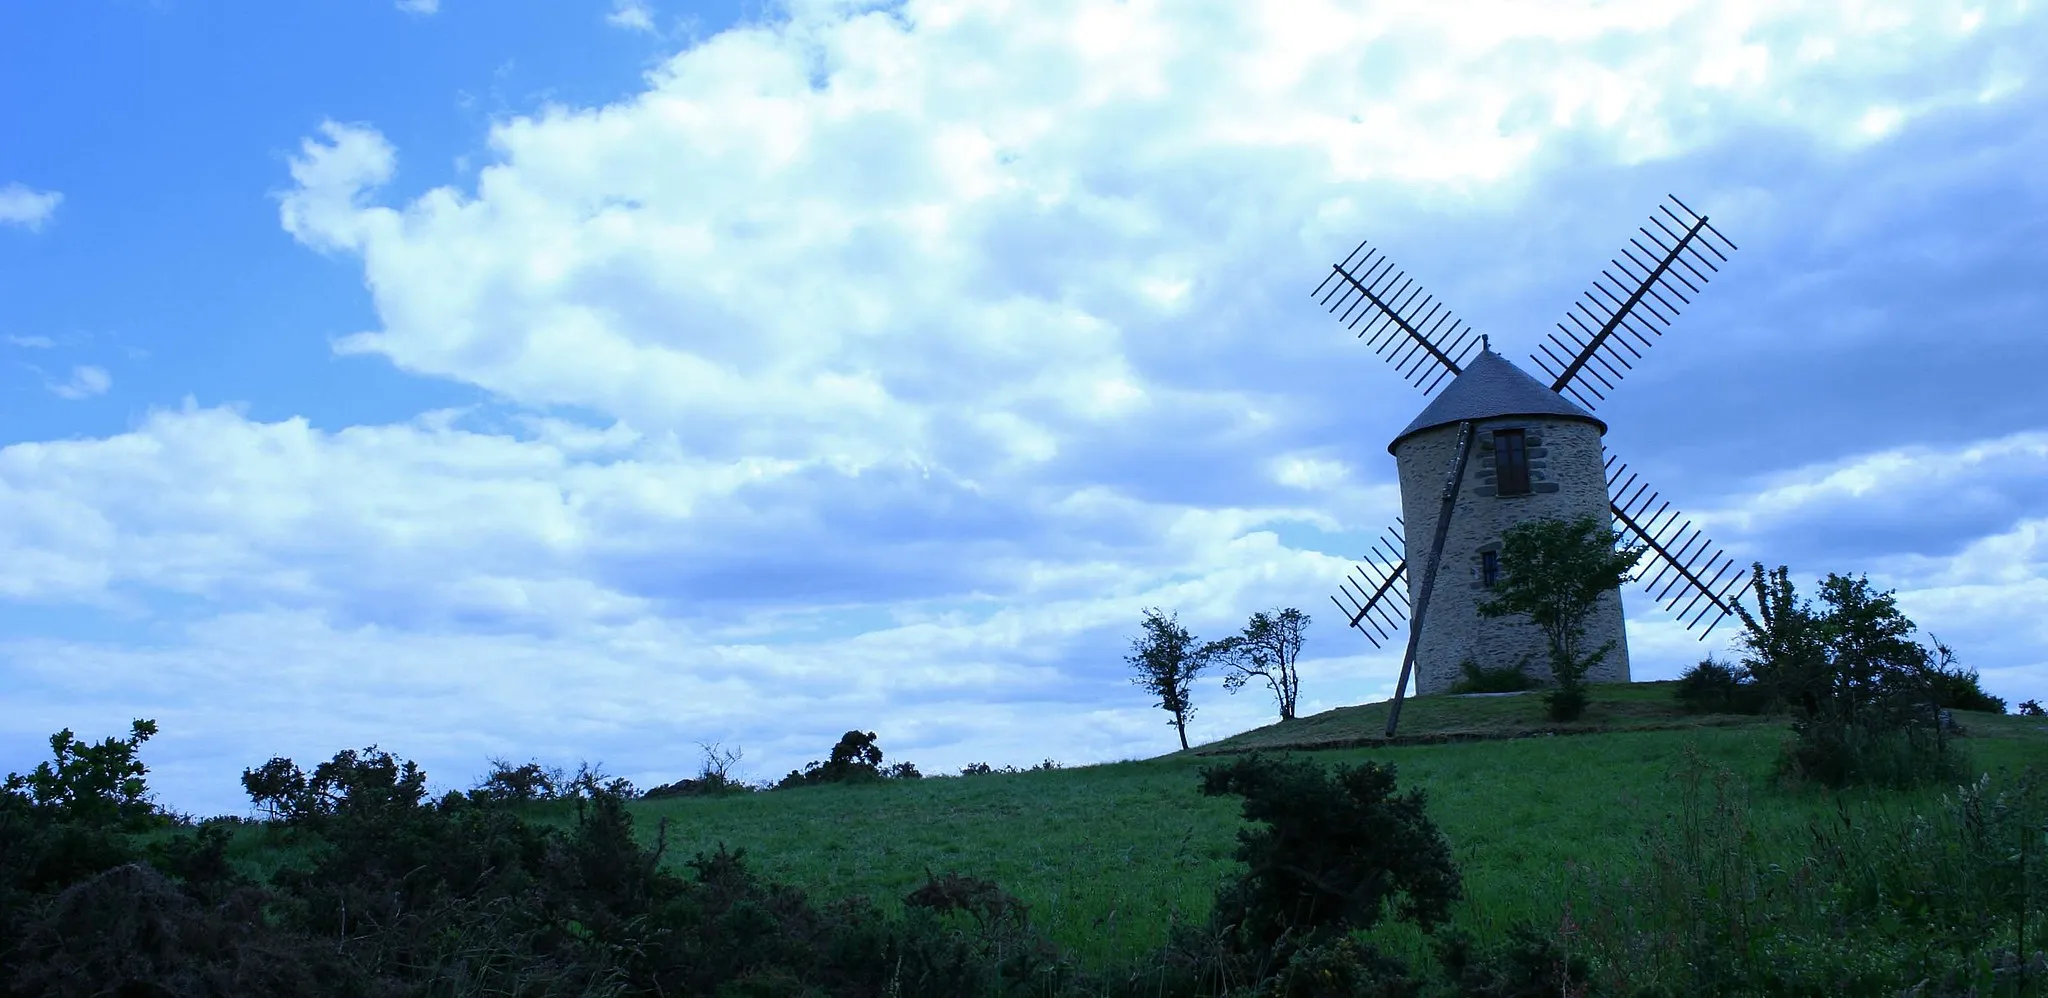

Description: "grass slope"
624 683 2048 969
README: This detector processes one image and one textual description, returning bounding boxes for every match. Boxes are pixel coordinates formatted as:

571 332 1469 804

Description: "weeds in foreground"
1556 745 2048 996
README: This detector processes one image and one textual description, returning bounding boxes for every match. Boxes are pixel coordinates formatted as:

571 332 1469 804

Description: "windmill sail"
1606 456 1746 636
1314 241 1484 395
1331 522 1409 648
1533 195 1738 410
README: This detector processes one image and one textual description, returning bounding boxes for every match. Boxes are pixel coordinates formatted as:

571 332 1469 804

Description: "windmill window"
1493 429 1530 496
1481 550 1501 588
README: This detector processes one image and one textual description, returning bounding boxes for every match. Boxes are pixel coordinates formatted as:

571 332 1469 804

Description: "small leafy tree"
1126 607 1207 750
2020 699 2045 717
1735 563 1971 787
2 719 159 831
1476 515 1644 721
1205 607 1310 721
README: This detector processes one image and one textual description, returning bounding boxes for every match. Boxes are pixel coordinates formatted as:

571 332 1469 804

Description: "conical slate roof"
1387 348 1605 454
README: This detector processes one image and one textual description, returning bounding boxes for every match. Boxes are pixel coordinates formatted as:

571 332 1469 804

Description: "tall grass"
1552 746 2047 995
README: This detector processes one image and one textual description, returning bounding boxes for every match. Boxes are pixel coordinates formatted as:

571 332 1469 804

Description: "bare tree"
1127 607 1207 750
1207 607 1310 721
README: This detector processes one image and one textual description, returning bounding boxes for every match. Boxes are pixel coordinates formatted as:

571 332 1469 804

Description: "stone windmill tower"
1320 197 1748 731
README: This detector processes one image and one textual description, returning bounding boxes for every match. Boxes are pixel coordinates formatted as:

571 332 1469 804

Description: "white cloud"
607 0 655 32
3 334 56 348
276 0 2033 478
0 183 63 231
395 0 439 14
47 365 110 400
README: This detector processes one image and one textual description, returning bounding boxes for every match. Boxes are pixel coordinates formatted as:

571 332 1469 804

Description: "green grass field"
610 682 2048 970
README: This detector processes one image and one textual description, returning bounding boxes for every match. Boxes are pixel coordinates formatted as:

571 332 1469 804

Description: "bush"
467 756 560 803
1923 641 2007 713
1435 924 1590 998
240 745 429 828
778 731 927 789
1543 686 1590 723
1447 658 1536 695
1736 565 1971 789
4 720 163 832
2021 699 2046 717
1197 754 1461 956
1780 715 1971 790
644 743 754 799
1267 933 1419 998
1671 656 1767 715
1551 750 2048 996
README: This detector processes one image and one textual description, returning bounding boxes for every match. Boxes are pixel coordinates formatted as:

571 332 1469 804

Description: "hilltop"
625 682 2046 968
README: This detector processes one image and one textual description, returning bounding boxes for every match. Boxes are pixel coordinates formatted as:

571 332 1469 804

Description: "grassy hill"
617 682 2048 969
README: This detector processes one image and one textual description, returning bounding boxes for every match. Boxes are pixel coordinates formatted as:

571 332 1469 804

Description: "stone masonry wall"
1393 416 1631 695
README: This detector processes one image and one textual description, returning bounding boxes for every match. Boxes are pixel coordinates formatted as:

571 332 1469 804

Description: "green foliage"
467 755 561 803
1128 607 1209 750
1735 563 1977 788
8 733 1089 997
1671 656 1768 715
1263 933 1419 998
1477 515 1644 721
1924 640 2008 713
1205 607 1310 722
3 719 160 832
1197 754 1461 955
1536 749 2048 996
2022 699 2046 717
1780 716 1970 790
240 744 428 826
778 730 920 789
1434 924 1589 998
1447 657 1536 695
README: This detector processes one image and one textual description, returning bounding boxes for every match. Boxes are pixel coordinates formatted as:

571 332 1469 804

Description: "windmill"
1318 196 1745 735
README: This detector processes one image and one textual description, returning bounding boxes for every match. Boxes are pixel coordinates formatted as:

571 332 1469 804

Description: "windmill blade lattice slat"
1314 241 1484 395
1331 521 1409 649
1534 195 1739 410
1606 456 1747 637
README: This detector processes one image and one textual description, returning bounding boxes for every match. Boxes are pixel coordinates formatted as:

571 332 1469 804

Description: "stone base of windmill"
1410 588 1633 697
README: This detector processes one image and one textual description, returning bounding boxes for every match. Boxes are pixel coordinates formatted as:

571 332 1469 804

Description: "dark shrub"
1269 933 1418 998
1435 924 1590 998
240 744 429 828
2021 699 2045 717
1197 754 1461 956
1672 656 1767 715
6 862 337 998
644 742 754 798
1737 566 1970 789
779 730 909 788
4 720 162 832
1923 642 2007 714
1544 686 1590 723
468 756 560 803
1781 716 1969 790
1448 658 1536 695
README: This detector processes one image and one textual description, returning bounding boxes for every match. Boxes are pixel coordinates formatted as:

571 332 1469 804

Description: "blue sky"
3 0 2045 817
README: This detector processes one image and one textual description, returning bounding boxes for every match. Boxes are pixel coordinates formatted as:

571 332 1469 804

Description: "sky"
2 0 2044 818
